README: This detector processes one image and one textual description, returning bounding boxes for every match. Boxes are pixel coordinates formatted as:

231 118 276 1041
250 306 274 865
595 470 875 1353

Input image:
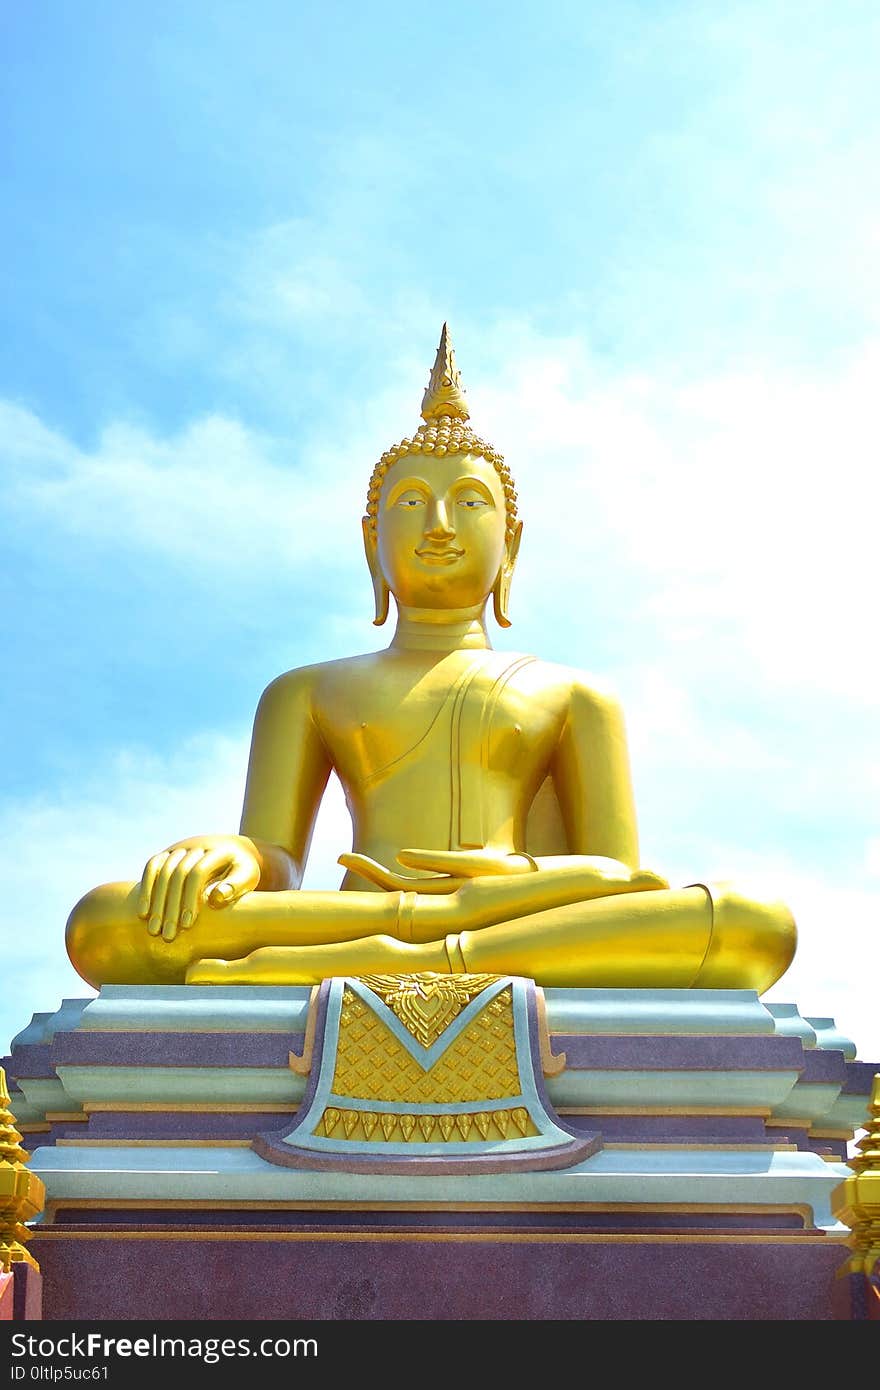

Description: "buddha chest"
315 650 567 848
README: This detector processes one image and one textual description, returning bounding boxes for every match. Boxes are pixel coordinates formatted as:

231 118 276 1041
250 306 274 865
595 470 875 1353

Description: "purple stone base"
30 1230 848 1320
47 1207 809 1231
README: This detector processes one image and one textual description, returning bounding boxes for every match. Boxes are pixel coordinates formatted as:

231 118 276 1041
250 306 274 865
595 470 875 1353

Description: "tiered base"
5 984 877 1321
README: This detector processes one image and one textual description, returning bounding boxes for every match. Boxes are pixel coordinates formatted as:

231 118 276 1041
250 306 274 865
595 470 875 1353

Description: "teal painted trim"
54 1065 304 1105
547 1069 800 1109
805 1017 857 1060
284 978 344 1148
9 1012 56 1049
31 1144 846 1179
76 985 312 1034
96 985 313 1003
29 1143 850 1231
543 989 773 1035
4 1098 48 1125
11 999 91 1048
49 998 93 1039
765 1005 817 1048
770 1082 843 1126
45 1063 803 1113
810 1093 873 1135
13 1079 73 1117
510 977 579 1145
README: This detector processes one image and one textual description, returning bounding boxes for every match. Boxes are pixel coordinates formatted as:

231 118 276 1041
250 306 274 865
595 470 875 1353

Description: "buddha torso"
307 647 574 883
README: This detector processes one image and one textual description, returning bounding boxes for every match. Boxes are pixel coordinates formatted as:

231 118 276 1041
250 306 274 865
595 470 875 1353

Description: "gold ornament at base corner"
832 1074 880 1281
0 1067 44 1274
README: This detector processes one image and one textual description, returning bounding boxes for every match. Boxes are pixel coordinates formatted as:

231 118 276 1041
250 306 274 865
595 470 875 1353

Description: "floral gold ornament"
255 975 596 1172
358 972 502 1049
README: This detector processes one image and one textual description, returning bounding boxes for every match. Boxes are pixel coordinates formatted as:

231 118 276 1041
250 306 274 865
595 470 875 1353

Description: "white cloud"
2 405 364 582
477 332 880 701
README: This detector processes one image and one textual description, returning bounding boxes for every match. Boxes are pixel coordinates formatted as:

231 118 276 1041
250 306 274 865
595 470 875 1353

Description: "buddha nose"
425 496 455 539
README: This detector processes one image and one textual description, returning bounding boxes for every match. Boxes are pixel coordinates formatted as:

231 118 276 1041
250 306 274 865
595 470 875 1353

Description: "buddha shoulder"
549 661 628 722
251 653 381 727
483 656 631 756
250 652 628 746
481 653 628 726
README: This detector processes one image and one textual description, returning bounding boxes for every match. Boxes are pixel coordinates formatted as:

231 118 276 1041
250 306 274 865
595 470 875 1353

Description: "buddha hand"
338 847 535 893
135 834 263 942
339 848 668 896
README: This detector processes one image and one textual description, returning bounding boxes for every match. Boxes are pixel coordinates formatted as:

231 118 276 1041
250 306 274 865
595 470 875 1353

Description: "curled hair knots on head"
365 415 518 542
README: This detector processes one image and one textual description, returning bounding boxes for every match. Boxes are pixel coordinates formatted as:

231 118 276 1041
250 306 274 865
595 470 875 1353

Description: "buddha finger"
161 848 206 940
139 851 170 924
179 846 234 927
147 847 188 936
397 849 464 874
398 848 530 878
206 857 260 909
337 853 402 889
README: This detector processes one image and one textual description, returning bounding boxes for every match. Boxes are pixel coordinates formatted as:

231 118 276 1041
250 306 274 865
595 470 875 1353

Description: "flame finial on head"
421 322 470 422
366 325 518 546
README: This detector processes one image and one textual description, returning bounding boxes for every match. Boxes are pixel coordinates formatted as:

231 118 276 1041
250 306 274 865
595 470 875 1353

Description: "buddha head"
363 325 522 626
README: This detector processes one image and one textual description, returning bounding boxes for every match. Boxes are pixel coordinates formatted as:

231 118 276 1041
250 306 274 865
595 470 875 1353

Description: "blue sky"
3 1 879 1061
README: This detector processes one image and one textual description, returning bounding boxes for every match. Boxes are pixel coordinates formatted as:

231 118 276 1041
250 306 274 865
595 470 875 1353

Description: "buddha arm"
238 669 333 890
550 679 640 870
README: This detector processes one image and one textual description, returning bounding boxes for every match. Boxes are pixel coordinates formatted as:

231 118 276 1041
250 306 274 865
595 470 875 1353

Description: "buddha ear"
362 516 390 626
492 520 523 628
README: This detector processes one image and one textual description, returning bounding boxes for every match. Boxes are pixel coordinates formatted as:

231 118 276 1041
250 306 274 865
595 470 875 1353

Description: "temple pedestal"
5 984 877 1321
30 1227 848 1321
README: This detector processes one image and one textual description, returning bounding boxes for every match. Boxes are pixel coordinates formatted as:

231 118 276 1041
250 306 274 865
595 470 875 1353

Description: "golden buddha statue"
66 326 796 994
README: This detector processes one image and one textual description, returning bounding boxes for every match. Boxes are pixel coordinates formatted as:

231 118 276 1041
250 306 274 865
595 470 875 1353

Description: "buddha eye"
396 495 425 508
457 497 487 509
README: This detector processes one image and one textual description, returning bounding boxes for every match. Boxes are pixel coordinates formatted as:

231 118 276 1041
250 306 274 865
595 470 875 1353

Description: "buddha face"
374 452 510 611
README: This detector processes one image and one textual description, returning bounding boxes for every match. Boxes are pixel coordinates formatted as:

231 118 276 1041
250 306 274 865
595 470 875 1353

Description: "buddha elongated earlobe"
492 521 522 628
371 573 390 626
492 571 513 627
362 516 390 626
